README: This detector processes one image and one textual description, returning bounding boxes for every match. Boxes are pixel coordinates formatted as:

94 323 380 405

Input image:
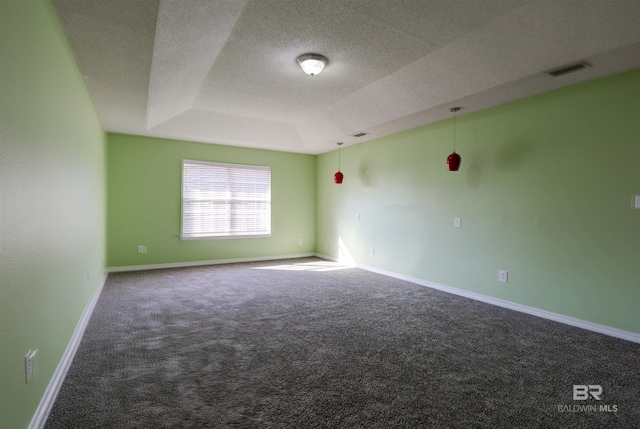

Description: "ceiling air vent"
547 62 590 77
352 132 369 138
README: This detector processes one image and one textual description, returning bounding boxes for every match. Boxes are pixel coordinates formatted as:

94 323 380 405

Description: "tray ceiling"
52 0 640 154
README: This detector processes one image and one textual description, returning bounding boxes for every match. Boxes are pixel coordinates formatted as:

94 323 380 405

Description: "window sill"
180 233 271 241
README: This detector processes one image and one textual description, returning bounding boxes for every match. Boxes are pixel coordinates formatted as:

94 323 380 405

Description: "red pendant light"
447 107 462 172
447 152 461 171
334 142 344 184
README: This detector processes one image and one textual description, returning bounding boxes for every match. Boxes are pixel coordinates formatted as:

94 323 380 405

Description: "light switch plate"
635 195 640 209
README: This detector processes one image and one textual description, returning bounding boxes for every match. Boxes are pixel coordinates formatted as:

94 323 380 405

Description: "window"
181 160 271 239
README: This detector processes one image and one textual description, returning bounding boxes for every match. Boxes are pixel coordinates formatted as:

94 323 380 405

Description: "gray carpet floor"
45 258 639 428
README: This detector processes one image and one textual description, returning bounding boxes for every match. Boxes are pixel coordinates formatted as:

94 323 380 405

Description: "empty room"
1 1 640 428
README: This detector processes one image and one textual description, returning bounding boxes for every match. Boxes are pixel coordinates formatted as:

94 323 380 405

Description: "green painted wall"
107 134 315 268
316 69 640 334
0 1 107 428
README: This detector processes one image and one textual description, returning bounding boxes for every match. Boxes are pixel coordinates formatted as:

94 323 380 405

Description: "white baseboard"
315 253 640 344
29 272 108 429
107 253 316 273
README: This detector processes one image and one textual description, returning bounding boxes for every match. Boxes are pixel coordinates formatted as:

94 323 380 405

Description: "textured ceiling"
52 0 640 154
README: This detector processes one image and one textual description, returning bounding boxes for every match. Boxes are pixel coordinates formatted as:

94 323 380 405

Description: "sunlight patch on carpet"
253 261 351 272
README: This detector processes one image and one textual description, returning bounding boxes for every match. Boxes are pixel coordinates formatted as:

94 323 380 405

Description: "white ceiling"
52 0 640 154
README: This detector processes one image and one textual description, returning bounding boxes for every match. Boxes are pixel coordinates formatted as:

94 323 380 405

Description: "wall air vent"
547 62 590 77
352 132 369 138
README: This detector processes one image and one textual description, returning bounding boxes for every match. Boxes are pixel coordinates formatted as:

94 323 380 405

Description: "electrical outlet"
137 245 147 254
298 238 303 245
355 245 359 253
370 247 375 256
634 195 640 209
25 349 38 384
454 218 462 228
498 270 508 283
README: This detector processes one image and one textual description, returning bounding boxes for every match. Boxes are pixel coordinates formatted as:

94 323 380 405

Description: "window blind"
181 160 271 239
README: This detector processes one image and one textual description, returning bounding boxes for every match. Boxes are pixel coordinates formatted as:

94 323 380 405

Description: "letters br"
573 385 602 400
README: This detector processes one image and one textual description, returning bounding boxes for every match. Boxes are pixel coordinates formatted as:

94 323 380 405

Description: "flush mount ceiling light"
297 53 328 77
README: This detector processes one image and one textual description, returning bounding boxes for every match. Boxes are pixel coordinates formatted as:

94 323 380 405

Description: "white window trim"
180 159 271 240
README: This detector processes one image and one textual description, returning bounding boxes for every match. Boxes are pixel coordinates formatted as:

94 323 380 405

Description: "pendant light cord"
453 112 457 152
450 107 461 152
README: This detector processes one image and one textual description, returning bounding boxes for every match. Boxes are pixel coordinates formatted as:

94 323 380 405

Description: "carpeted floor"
45 258 639 428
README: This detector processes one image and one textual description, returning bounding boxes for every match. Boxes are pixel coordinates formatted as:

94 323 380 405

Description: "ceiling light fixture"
334 142 344 184
447 107 462 172
297 53 328 77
